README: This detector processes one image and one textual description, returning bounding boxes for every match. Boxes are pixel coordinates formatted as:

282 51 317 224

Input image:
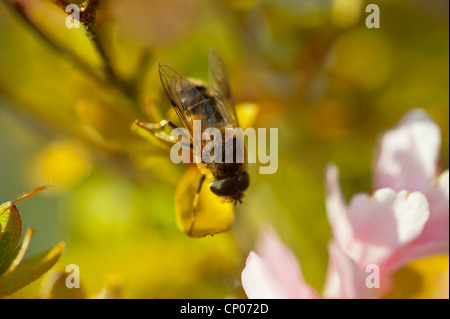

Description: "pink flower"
324 164 430 297
241 227 319 299
241 181 432 299
241 109 448 299
324 242 376 299
241 226 381 299
324 109 448 297
374 109 449 268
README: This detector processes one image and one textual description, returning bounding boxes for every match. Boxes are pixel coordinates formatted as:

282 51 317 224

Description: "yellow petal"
175 167 234 238
30 142 91 188
386 255 449 299
236 102 259 130
40 271 87 299
75 100 139 150
330 0 363 28
93 273 122 299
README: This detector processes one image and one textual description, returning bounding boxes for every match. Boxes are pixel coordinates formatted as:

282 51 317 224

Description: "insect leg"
188 173 206 236
133 119 181 145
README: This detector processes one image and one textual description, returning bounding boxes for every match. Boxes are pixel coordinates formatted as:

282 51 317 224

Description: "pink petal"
384 170 449 272
374 109 441 193
421 170 450 247
241 251 288 299
241 227 318 299
323 242 377 299
324 164 354 250
325 164 430 270
347 189 430 268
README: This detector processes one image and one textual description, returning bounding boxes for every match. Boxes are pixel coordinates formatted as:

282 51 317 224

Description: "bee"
137 49 249 211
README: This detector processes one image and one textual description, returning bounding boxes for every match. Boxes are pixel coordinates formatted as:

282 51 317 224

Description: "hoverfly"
136 49 249 213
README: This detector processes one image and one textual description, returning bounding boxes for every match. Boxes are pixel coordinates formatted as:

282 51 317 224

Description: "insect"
136 49 249 215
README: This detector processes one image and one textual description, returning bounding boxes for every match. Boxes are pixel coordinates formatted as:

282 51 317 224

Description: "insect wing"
160 61 235 132
159 62 196 136
208 49 239 127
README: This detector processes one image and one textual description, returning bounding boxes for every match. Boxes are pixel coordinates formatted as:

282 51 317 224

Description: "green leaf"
0 228 34 276
0 203 22 270
0 242 65 297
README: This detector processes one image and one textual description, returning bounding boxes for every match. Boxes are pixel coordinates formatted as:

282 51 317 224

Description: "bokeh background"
0 0 448 298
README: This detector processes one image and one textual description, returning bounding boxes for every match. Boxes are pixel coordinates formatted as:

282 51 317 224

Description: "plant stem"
83 22 130 94
1 0 104 85
2 0 143 105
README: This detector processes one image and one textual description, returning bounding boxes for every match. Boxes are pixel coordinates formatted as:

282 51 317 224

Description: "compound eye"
209 178 238 197
209 172 249 197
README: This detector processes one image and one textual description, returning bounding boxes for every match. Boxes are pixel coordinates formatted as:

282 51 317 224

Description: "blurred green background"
0 0 448 298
